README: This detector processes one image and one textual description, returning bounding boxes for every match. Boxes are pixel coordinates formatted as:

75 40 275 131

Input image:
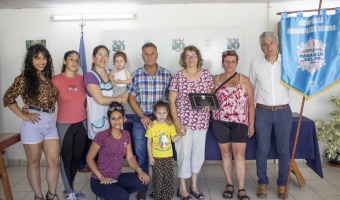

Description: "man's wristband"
139 113 145 119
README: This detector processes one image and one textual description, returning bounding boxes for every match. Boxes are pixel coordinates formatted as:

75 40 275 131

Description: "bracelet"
135 167 142 172
139 113 145 119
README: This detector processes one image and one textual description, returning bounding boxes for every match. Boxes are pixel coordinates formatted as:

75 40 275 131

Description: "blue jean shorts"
20 109 59 144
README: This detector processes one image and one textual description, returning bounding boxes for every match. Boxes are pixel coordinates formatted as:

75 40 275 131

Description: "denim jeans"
131 115 149 175
255 107 292 186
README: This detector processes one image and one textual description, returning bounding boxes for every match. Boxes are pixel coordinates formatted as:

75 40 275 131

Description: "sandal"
177 187 192 200
237 189 250 200
189 186 204 199
46 191 58 200
223 184 234 199
34 195 44 200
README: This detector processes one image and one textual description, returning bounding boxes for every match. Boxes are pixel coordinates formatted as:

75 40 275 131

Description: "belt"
28 106 55 113
256 103 289 111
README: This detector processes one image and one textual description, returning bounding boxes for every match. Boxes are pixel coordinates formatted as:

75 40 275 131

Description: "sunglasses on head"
222 50 236 55
109 105 123 111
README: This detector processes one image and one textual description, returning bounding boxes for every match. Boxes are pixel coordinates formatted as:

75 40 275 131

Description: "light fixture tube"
51 13 137 21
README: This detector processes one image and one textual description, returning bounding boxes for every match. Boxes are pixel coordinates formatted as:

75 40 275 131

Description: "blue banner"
280 8 340 98
79 35 87 74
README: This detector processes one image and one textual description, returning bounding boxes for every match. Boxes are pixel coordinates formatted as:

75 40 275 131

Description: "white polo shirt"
249 54 290 106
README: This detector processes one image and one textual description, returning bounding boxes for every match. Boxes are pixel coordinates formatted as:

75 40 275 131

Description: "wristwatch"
139 113 145 119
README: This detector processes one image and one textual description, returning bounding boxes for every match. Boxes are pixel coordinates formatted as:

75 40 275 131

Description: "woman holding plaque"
211 50 254 200
169 45 214 200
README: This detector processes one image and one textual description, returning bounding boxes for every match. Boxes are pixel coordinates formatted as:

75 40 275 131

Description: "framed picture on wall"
22 37 48 54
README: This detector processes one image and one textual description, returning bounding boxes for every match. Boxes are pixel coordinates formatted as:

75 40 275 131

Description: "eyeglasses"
109 105 123 111
185 55 198 60
222 50 236 55
96 53 109 58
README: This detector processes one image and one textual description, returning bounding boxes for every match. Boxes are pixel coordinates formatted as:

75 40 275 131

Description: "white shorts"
20 109 59 144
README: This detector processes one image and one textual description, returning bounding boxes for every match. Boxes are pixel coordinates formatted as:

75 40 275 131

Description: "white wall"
0 1 339 161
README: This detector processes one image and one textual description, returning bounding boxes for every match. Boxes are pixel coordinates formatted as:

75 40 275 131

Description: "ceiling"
0 0 301 9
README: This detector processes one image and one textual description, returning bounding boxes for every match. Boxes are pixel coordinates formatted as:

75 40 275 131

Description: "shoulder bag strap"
214 72 237 94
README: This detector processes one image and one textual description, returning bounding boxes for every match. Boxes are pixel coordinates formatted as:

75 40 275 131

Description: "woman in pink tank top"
211 50 255 200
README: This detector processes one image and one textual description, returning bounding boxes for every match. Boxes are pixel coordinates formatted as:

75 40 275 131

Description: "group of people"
3 31 292 200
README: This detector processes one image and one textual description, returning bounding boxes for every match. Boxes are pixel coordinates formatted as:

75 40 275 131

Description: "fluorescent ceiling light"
51 13 137 21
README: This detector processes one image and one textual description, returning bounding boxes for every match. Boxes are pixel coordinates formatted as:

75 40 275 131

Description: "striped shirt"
127 65 172 114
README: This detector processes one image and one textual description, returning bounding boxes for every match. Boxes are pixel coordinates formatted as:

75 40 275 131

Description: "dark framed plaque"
188 93 220 111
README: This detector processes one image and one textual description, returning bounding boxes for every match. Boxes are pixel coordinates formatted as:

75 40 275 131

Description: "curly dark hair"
22 44 54 100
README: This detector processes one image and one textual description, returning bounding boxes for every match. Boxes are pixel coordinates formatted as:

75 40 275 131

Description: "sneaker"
74 191 85 199
63 191 85 199
257 184 267 198
278 186 288 198
65 193 76 200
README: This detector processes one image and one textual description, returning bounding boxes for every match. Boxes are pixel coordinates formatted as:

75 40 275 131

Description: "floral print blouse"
169 69 214 130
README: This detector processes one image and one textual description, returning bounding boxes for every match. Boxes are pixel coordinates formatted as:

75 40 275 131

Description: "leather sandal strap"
46 191 58 200
223 185 234 199
238 189 250 200
238 189 246 193
34 195 44 200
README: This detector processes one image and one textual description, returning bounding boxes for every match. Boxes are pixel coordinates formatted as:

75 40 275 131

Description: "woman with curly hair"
3 44 60 200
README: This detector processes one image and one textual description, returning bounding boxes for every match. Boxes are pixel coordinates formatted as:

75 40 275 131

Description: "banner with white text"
280 8 340 98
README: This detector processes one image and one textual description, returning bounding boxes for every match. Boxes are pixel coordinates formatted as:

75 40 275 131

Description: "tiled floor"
1 160 340 200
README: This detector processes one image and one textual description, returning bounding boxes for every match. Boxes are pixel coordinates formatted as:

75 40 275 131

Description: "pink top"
91 129 131 180
170 69 214 130
51 73 87 123
212 82 249 125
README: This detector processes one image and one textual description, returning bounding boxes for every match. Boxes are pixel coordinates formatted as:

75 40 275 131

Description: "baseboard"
8 154 326 167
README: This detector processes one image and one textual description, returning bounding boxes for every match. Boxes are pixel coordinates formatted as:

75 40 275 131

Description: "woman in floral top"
211 50 254 200
169 45 213 200
3 44 60 200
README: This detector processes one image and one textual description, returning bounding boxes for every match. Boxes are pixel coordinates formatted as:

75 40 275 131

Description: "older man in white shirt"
249 31 292 199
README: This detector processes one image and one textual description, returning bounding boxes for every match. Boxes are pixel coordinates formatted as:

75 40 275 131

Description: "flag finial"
79 13 86 35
